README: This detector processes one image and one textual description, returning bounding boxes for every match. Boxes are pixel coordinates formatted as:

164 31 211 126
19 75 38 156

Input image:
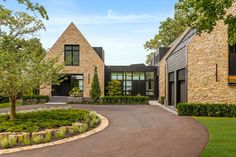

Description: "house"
155 3 236 107
40 23 158 99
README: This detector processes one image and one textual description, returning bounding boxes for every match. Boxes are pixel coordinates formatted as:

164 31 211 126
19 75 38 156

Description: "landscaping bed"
194 117 236 157
0 107 101 149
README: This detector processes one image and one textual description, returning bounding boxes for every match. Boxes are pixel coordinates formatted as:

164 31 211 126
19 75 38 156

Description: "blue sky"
4 0 178 65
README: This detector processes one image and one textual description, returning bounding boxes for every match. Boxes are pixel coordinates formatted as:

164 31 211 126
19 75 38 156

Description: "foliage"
31 134 43 144
0 0 62 120
106 80 122 96
100 96 149 104
195 117 236 157
0 135 17 149
22 95 49 104
159 96 165 105
71 123 80 134
0 96 9 103
55 127 67 139
79 124 89 134
69 87 82 97
0 109 90 133
90 67 101 102
177 103 236 117
144 11 188 65
43 131 52 142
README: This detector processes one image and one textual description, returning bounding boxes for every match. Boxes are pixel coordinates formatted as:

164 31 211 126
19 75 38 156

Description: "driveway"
0 104 208 157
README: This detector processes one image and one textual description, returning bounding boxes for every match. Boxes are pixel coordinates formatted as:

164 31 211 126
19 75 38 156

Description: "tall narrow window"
64 45 80 66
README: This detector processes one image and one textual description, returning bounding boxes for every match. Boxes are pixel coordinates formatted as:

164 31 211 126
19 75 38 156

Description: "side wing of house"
40 23 105 97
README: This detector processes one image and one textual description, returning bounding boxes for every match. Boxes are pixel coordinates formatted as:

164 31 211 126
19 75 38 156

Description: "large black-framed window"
71 74 83 91
64 45 80 66
229 44 236 76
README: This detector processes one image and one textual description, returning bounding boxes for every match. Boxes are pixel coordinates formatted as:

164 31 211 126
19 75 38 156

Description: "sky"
3 0 178 65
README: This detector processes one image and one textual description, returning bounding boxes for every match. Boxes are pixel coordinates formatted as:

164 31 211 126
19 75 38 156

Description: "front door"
52 76 71 96
132 80 146 96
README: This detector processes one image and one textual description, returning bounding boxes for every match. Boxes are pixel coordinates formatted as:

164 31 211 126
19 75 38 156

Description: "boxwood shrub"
177 103 236 117
100 96 149 104
22 95 49 105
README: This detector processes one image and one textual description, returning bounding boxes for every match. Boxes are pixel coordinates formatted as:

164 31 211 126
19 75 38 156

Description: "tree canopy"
145 0 235 64
0 0 62 120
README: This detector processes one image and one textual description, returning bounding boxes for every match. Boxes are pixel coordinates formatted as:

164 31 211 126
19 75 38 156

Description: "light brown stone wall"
158 60 167 99
187 4 236 103
40 23 105 97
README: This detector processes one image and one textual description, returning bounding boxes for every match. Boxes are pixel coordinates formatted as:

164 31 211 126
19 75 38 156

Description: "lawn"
194 117 236 157
0 102 22 108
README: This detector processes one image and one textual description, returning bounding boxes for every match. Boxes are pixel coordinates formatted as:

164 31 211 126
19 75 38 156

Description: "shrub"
100 96 149 104
0 135 17 149
79 124 88 134
32 135 44 144
43 131 52 142
56 127 67 139
159 96 165 105
8 135 17 146
72 123 80 133
22 95 49 105
90 67 101 102
106 80 122 96
22 137 31 145
0 137 10 149
177 103 236 117
69 87 82 97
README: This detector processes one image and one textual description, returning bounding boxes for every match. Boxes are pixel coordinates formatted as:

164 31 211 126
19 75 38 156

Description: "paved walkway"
0 104 208 157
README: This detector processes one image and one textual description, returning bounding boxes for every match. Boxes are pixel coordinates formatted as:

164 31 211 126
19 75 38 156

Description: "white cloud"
45 9 161 26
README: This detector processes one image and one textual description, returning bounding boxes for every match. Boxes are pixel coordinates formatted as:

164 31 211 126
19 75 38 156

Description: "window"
124 72 132 80
146 72 155 96
123 81 132 95
71 75 83 91
133 72 145 80
64 45 80 66
111 73 123 80
229 44 236 76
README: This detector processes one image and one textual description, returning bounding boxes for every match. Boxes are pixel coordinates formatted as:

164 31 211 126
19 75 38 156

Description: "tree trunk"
9 95 16 121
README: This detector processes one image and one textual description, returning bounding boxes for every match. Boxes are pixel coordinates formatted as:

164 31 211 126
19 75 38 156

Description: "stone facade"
158 3 236 105
40 23 105 97
187 3 236 104
187 21 236 103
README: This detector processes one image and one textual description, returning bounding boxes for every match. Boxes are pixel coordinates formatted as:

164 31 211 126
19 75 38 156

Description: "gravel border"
0 113 109 155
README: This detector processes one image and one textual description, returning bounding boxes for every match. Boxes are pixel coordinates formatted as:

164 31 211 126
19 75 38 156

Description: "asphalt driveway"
0 104 208 157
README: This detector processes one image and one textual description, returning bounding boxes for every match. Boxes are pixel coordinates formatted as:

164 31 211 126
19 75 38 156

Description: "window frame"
64 45 80 66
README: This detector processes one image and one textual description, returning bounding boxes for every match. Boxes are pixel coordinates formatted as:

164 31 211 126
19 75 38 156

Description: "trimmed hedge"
22 95 49 105
100 96 149 104
177 103 236 117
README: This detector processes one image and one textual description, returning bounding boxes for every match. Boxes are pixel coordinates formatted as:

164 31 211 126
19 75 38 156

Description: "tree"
0 1 62 120
144 12 188 65
90 67 101 102
107 80 122 96
175 0 235 44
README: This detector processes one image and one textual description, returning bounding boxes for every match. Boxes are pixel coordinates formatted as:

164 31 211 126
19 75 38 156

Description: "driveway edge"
0 113 109 155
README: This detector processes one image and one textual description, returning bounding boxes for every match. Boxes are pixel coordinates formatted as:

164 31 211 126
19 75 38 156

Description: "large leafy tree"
145 0 236 64
144 12 188 65
0 0 62 120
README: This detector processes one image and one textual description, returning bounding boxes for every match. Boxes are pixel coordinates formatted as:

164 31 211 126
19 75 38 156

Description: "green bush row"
177 103 236 117
100 96 149 104
22 95 49 104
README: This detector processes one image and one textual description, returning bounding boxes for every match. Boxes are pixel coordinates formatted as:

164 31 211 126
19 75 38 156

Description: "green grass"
194 117 236 157
0 102 21 108
0 109 90 133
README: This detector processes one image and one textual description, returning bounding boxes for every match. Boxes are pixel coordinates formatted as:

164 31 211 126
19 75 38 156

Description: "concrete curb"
0 113 109 155
149 101 178 115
